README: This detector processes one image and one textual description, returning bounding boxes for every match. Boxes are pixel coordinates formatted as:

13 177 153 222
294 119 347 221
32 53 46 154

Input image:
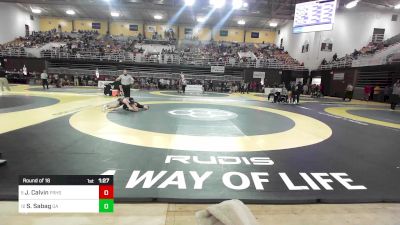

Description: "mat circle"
70 101 332 152
349 109 400 124
325 107 400 129
0 95 59 113
107 103 295 136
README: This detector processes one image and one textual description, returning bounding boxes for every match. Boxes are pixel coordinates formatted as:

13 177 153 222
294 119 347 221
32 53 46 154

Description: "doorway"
25 24 30 37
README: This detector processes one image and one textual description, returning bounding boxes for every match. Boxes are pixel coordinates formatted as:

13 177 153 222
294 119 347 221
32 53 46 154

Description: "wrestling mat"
0 85 399 203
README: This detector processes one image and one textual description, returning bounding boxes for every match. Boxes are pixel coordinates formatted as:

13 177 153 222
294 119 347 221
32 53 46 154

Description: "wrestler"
103 97 149 112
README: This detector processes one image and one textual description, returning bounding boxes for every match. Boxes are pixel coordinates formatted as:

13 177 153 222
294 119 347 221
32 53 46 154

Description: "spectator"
364 85 371 101
295 82 303 104
343 84 354 101
383 85 390 102
74 73 79 86
332 53 338 61
373 85 381 101
390 80 400 110
303 83 309 95
0 67 11 93
40 70 49 89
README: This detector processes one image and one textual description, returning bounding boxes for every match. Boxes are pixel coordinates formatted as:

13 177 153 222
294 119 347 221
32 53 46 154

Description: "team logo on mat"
168 108 238 121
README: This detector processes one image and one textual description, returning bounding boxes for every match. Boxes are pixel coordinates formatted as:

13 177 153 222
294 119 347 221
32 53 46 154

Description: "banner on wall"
184 28 193 35
92 23 101 30
253 71 265 79
251 32 259 38
333 73 345 80
296 78 303 84
129 25 139 31
220 30 229 37
147 25 157 33
211 66 225 73
312 77 322 85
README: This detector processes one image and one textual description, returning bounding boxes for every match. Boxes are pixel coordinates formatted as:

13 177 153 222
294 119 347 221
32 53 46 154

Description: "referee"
116 69 134 97
41 70 49 89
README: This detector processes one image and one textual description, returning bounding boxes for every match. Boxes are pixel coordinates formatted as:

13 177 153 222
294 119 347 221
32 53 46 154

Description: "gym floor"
0 85 399 223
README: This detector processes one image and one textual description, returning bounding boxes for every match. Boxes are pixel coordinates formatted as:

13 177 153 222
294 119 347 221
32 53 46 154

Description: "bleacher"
319 32 400 70
1 30 307 71
46 60 243 82
356 70 395 87
352 42 400 67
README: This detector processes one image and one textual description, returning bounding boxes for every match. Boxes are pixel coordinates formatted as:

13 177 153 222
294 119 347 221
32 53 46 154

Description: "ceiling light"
269 22 278 27
395 3 400 9
238 19 246 25
210 0 225 8
197 17 206 23
345 0 359 9
243 2 248 7
111 12 120 17
31 8 42 14
66 9 75 15
233 0 243 9
184 0 195 6
154 15 163 20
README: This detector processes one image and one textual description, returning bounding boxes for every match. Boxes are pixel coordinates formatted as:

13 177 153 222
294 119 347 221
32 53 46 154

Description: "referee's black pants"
122 85 131 97
42 79 49 89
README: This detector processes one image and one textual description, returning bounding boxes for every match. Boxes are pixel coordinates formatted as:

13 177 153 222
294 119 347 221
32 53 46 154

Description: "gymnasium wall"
110 22 143 36
245 29 276 44
74 19 108 35
178 26 212 41
2 57 45 73
243 68 281 84
143 24 177 39
36 17 277 44
0 2 39 44
40 17 73 32
276 4 400 70
213 28 245 42
178 26 275 43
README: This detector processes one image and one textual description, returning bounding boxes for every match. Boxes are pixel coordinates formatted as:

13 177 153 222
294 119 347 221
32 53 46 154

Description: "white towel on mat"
195 199 259 225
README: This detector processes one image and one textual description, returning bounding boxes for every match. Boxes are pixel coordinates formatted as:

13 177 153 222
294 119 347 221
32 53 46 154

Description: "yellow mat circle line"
325 107 400 129
69 101 332 152
0 93 105 134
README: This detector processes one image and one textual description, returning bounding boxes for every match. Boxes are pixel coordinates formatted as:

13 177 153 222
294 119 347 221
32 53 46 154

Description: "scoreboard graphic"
19 175 114 213
293 0 337 33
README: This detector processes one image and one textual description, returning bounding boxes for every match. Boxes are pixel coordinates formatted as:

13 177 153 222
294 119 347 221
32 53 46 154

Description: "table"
185 85 204 94
98 81 114 89
264 88 283 95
